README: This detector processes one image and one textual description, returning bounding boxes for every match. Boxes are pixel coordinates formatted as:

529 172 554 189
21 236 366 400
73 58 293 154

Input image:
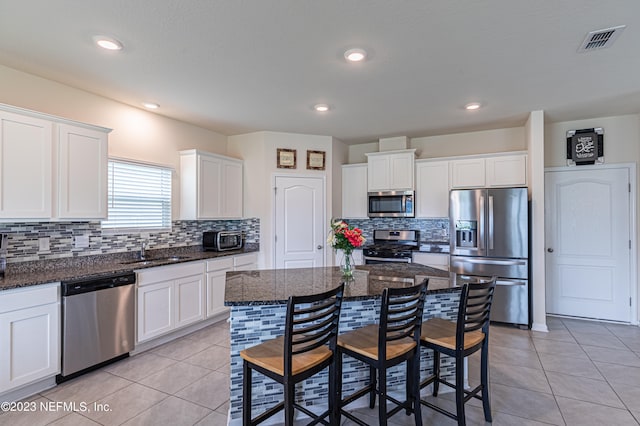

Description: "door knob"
547 248 554 253
317 245 323 250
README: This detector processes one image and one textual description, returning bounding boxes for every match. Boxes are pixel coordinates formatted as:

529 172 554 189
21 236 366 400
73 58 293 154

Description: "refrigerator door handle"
495 278 527 286
478 194 486 250
453 257 527 267
488 195 494 250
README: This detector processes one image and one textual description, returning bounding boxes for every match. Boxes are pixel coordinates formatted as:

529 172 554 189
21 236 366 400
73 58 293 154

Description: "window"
101 159 172 232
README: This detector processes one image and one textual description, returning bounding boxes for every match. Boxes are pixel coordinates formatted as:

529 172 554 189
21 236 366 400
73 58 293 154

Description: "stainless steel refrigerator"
449 187 530 327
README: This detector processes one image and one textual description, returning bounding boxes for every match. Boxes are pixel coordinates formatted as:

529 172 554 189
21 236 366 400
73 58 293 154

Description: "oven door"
364 256 412 265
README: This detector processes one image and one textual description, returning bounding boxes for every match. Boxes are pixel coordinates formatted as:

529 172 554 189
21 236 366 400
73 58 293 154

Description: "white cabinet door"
137 280 173 343
234 252 259 271
486 154 527 187
198 154 223 218
221 159 243 218
367 156 390 191
206 269 230 317
412 252 449 270
342 164 368 219
57 124 108 219
450 158 486 188
0 303 59 392
415 160 449 218
175 274 205 328
388 153 414 190
0 111 52 219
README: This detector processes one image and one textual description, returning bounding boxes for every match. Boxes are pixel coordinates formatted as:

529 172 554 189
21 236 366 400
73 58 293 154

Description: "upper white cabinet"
366 149 415 191
0 104 110 221
180 150 243 220
0 110 52 219
450 153 527 189
485 154 527 187
341 164 368 219
415 160 449 218
57 124 108 219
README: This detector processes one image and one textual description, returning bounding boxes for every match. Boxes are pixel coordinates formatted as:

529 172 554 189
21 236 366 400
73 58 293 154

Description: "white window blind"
102 159 172 232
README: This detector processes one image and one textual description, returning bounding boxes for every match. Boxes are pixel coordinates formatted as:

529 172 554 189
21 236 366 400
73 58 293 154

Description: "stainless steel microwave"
367 190 415 218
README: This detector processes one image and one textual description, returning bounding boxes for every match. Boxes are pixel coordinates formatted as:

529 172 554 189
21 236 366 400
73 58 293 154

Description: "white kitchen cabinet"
366 149 415 191
57 123 108 219
0 110 53 219
233 252 259 271
0 104 110 221
342 164 368 219
206 257 234 318
486 154 527 187
0 283 60 393
450 158 486 188
415 160 450 218
412 252 449 270
136 261 205 343
180 150 244 220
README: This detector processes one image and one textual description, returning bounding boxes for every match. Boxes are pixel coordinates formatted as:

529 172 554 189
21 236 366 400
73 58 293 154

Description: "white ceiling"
1 1 639 144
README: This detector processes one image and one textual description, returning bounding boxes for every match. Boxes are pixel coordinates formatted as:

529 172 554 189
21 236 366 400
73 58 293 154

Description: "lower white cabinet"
136 262 205 343
0 283 60 393
412 252 450 271
233 252 259 271
206 257 234 318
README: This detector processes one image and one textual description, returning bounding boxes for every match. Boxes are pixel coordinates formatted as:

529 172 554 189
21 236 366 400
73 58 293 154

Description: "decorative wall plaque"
306 150 326 170
566 127 604 166
277 148 296 169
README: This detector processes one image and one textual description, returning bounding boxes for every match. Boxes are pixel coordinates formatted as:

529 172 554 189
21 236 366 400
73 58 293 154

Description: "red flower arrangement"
327 219 366 252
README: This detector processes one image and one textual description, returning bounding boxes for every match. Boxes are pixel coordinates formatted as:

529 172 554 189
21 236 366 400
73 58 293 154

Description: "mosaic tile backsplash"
338 218 450 243
0 219 260 263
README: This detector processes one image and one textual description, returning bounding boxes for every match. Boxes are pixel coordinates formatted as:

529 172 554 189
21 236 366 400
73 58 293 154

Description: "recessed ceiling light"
465 102 482 110
314 104 330 112
142 102 159 109
344 48 367 62
94 36 123 51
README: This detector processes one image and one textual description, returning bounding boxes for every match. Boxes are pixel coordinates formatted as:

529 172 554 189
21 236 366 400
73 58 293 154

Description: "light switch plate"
74 235 90 249
38 237 50 252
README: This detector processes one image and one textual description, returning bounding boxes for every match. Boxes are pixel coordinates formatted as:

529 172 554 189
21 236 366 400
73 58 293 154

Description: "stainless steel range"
363 229 420 264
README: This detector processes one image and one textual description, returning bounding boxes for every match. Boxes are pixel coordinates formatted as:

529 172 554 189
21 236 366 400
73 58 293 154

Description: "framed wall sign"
277 148 297 169
566 127 604 166
306 150 326 170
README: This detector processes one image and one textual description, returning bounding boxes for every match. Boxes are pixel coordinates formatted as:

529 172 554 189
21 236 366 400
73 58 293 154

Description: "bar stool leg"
411 355 423 425
335 351 343 425
328 360 336 425
481 340 492 422
432 351 441 396
243 362 252 426
378 366 387 426
455 354 466 426
284 377 294 426
369 365 377 408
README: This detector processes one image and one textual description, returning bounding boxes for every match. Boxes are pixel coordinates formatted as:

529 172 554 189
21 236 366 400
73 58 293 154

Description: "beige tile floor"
2 316 640 425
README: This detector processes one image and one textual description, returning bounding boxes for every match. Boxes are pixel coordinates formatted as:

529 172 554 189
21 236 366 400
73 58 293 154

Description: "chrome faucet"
140 241 146 260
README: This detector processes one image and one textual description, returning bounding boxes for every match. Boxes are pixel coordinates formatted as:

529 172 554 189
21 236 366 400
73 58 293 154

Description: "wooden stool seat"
420 317 485 351
337 324 417 361
241 336 333 376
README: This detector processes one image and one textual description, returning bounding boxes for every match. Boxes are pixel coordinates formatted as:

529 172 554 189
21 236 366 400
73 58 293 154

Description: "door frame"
271 173 327 269
544 162 637 325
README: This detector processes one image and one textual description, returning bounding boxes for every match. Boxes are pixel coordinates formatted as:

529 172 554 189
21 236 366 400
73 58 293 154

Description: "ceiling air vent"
578 25 626 52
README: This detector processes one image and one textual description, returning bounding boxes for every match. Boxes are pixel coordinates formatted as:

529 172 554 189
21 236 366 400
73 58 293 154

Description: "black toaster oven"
203 231 244 251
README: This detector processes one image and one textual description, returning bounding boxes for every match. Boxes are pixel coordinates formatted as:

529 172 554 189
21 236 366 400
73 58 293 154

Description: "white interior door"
274 176 325 269
545 166 632 322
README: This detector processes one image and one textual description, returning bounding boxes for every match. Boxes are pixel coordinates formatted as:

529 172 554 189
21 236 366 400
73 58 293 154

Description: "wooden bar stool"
336 280 427 426
240 283 344 426
419 278 496 426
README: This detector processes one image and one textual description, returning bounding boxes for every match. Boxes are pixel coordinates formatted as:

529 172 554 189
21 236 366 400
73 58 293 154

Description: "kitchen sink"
120 259 154 266
120 256 192 266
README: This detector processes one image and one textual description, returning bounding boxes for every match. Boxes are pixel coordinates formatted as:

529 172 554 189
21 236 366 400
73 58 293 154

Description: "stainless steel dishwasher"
57 272 136 383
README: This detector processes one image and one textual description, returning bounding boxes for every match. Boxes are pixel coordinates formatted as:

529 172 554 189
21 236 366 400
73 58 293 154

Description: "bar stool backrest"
456 277 496 351
379 280 428 360
284 283 345 376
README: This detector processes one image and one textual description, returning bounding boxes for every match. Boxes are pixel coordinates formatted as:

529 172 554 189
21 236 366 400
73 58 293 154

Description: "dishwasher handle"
62 272 136 296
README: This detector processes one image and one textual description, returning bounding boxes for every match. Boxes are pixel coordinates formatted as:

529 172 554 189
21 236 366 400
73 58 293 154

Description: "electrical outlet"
74 235 90 249
38 237 50 252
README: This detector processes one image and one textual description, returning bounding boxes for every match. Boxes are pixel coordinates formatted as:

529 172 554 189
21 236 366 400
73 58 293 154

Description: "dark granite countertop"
224 263 458 306
0 243 259 291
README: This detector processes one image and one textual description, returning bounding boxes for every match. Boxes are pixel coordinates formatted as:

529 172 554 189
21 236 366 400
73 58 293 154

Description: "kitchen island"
225 263 462 424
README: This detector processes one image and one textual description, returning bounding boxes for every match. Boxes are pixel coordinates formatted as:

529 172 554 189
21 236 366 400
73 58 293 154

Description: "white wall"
228 131 343 269
0 65 228 219
545 113 640 321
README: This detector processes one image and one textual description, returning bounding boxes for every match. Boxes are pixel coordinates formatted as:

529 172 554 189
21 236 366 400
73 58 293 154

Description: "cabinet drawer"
234 253 258 268
206 257 234 272
136 261 204 286
0 283 59 313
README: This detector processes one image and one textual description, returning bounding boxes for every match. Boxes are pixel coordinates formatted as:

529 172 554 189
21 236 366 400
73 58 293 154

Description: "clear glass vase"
340 250 355 279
